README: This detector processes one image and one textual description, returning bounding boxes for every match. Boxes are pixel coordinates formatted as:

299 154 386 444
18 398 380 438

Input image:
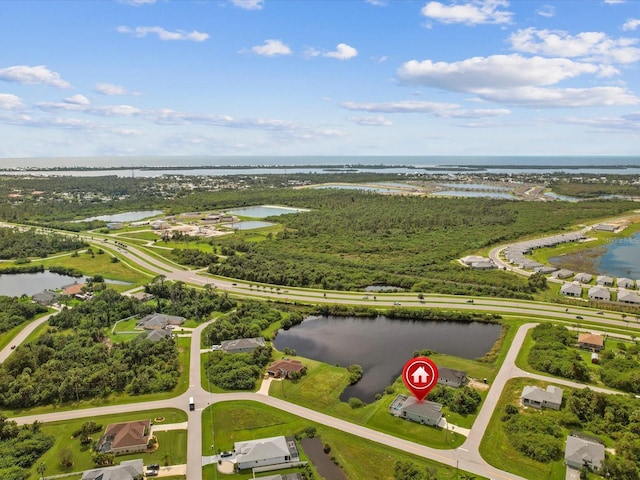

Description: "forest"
0 227 87 259
0 296 47 335
0 415 54 480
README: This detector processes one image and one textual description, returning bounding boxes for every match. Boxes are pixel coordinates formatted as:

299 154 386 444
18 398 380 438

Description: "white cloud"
64 94 90 105
231 0 264 10
623 18 640 31
342 100 510 118
251 39 292 56
365 0 388 6
421 0 513 26
604 0 625 4
559 114 640 131
36 101 141 116
478 86 639 107
118 0 157 5
324 43 358 60
95 83 138 96
0 93 24 110
0 65 71 88
536 5 555 17
348 115 393 126
509 28 640 64
117 26 209 42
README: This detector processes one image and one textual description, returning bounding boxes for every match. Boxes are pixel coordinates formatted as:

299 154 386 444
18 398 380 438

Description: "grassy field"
30 408 186 480
202 400 485 480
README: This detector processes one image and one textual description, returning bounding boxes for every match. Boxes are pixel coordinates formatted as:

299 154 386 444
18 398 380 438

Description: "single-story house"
136 313 185 330
521 385 563 410
460 255 487 266
81 459 143 480
145 329 172 342
534 266 558 274
578 333 604 352
565 435 605 471
617 277 635 289
151 220 170 230
470 260 497 270
256 474 303 480
618 290 640 305
560 283 582 297
437 367 467 388
221 337 266 354
596 275 614 286
96 420 151 456
389 394 443 426
234 435 299 471
267 359 306 379
594 223 616 232
106 222 124 230
32 289 58 306
588 286 610 301
552 269 574 279
574 273 593 283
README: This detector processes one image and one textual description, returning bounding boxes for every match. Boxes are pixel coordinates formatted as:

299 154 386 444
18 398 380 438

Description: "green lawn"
202 400 485 480
30 409 186 480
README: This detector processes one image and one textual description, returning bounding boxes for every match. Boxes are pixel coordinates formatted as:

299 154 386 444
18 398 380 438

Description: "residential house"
151 220 169 230
62 283 87 297
145 329 172 343
256 474 303 480
32 289 58 306
469 260 496 270
565 435 605 471
267 359 306 379
234 436 299 471
534 266 558 274
521 385 563 410
221 337 266 354
588 286 610 301
81 459 143 480
574 273 593 283
578 333 604 352
552 269 574 279
460 255 487 266
594 223 616 232
136 313 185 330
618 290 640 304
596 275 614 286
106 222 124 230
560 283 582 297
617 278 635 289
96 420 151 456
437 367 467 388
389 394 443 426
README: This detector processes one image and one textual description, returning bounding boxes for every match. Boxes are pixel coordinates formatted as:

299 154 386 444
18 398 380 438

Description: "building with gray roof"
136 313 185 330
596 275 614 286
617 277 635 289
221 337 266 354
235 436 299 471
588 286 610 301
81 459 143 480
560 283 582 297
389 394 443 426
618 289 640 304
551 269 574 279
574 273 593 283
437 367 467 388
32 289 58 306
521 385 563 410
565 435 605 471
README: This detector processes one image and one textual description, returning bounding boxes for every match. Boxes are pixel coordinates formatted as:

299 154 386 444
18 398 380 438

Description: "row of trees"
144 280 235 320
0 416 54 480
528 324 590 381
0 296 47 334
0 227 87 259
205 346 273 390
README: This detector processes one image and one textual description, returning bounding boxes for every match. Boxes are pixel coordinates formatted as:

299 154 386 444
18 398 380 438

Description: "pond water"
544 192 579 202
225 205 309 218
231 221 276 230
273 315 502 403
300 437 347 480
0 271 130 297
432 190 517 199
438 183 511 191
550 231 640 278
313 184 407 194
78 210 163 222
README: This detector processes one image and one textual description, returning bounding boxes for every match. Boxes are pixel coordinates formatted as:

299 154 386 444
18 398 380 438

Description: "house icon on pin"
412 366 429 384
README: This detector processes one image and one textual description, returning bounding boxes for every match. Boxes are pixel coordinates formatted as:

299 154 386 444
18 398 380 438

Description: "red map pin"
402 357 439 403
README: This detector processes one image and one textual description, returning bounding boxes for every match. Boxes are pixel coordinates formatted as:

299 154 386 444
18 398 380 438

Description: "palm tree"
36 462 47 480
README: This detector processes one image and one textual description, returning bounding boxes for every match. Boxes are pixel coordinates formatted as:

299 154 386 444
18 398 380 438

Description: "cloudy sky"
1 0 639 159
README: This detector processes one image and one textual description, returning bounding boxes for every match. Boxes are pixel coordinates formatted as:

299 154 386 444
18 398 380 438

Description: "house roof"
578 333 604 347
438 367 467 384
521 385 563 405
267 359 305 374
596 275 613 284
574 273 593 283
62 283 86 296
81 459 143 480
33 290 57 303
137 313 185 329
552 269 574 278
146 329 172 342
561 283 582 295
221 337 265 351
588 286 610 300
565 435 605 469
400 397 443 421
617 277 634 287
235 436 290 464
100 420 150 452
618 290 640 304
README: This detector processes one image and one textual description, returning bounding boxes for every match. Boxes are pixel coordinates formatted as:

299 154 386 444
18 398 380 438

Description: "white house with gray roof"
389 394 443 426
588 286 611 301
234 436 299 471
596 275 614 286
574 273 593 283
617 277 635 289
618 289 640 305
551 269 574 279
81 459 143 480
221 337 266 354
437 367 467 388
565 435 605 471
521 385 563 410
136 313 185 330
560 283 582 297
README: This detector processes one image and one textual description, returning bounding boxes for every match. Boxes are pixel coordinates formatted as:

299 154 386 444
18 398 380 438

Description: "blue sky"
1 0 639 159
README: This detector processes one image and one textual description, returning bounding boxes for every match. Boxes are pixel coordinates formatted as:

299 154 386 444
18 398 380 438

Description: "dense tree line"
203 301 286 345
0 227 87 259
204 346 272 390
0 416 54 480
527 324 589 381
143 280 235 320
0 296 47 334
502 410 564 462
170 248 218 267
599 352 640 394
427 385 482 414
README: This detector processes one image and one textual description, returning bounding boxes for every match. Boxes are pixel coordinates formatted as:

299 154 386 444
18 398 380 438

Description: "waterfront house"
617 278 635 289
596 275 614 286
221 337 266 354
267 359 306 378
552 269 574 279
234 436 299 471
437 367 467 388
574 273 593 283
32 289 58 306
521 385 563 410
389 394 443 426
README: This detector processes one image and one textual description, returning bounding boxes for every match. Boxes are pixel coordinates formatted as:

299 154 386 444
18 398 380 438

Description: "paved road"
0 307 59 363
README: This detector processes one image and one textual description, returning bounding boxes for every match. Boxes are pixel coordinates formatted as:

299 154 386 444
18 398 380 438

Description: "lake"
550 231 640 278
273 315 502 403
225 205 310 218
0 271 87 297
77 210 163 222
313 184 408 194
